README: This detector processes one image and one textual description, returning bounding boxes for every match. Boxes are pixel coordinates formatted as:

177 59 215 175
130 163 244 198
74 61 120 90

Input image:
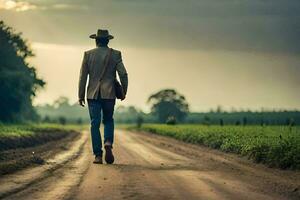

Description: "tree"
136 115 144 128
0 21 45 122
203 115 210 125
147 89 189 123
219 118 224 126
58 116 67 125
53 96 70 108
216 105 223 113
77 118 83 125
243 117 248 126
43 115 51 123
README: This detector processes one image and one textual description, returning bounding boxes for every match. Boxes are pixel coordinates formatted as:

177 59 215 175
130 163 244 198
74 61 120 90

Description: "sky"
0 0 300 112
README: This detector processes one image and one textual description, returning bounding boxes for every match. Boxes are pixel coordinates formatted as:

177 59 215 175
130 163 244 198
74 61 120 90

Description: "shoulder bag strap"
99 48 112 82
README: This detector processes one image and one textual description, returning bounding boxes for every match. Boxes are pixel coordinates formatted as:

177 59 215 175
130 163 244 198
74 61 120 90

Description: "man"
78 29 128 164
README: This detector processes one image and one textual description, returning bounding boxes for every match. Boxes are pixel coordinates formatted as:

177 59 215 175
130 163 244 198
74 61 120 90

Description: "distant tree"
147 89 189 123
219 119 224 126
290 118 295 126
216 105 223 113
243 117 247 126
43 115 51 123
286 118 295 127
203 115 210 125
136 115 144 128
54 96 70 108
77 118 83 125
127 106 139 116
230 107 237 113
235 120 241 126
58 116 67 125
0 21 45 122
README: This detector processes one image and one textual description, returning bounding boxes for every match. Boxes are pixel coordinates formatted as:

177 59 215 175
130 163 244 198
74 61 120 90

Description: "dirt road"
1 130 299 200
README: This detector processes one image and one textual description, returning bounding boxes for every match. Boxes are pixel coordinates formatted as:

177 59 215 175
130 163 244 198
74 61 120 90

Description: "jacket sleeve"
116 51 128 95
78 52 89 100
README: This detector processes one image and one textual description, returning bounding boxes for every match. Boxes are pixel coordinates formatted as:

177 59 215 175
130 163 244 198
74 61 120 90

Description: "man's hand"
78 99 85 107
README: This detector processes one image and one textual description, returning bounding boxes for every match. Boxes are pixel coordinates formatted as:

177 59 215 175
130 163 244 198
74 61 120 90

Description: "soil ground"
0 131 80 175
1 130 299 200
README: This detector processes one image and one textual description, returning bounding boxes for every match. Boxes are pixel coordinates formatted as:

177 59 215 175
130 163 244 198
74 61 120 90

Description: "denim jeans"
87 98 115 156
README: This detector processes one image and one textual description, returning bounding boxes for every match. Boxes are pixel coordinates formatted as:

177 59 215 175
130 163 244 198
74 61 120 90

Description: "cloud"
0 0 36 11
0 1 87 11
51 4 88 10
1 0 300 54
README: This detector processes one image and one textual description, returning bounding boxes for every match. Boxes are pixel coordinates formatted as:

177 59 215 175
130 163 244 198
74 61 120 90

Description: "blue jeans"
87 98 115 156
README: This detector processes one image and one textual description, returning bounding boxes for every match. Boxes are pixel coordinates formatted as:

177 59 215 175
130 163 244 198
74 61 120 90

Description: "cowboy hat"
89 29 114 40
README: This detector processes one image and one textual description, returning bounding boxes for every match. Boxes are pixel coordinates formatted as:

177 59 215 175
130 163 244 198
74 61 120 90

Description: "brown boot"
93 155 103 164
104 142 114 164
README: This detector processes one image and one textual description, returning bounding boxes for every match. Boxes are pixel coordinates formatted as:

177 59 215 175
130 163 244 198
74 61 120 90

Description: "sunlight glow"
0 0 36 12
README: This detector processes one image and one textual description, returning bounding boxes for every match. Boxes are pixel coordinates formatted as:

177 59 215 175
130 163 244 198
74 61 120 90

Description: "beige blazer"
78 47 128 100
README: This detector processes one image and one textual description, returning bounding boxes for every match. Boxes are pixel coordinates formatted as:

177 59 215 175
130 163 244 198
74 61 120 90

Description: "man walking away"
78 29 128 164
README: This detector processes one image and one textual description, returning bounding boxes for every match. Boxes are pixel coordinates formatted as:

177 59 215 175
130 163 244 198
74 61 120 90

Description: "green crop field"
0 123 86 151
127 124 300 169
0 124 85 137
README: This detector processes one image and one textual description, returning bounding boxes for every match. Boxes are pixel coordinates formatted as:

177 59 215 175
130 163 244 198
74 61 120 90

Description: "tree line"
36 94 300 126
0 21 45 122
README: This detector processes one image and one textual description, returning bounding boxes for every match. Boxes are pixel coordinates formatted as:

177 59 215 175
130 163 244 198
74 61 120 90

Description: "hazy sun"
0 0 36 12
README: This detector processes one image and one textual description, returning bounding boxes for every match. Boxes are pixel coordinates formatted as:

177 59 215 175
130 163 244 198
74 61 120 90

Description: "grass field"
127 124 300 170
0 123 85 151
0 123 85 137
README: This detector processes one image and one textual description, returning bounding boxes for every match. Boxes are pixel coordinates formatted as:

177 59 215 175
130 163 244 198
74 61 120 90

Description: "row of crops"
0 124 85 151
130 124 300 169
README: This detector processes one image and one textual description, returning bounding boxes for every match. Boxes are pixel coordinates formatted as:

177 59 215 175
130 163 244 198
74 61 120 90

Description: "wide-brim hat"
89 29 114 40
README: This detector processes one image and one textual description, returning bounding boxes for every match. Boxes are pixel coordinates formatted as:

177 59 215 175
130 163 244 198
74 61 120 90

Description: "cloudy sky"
1 0 299 111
